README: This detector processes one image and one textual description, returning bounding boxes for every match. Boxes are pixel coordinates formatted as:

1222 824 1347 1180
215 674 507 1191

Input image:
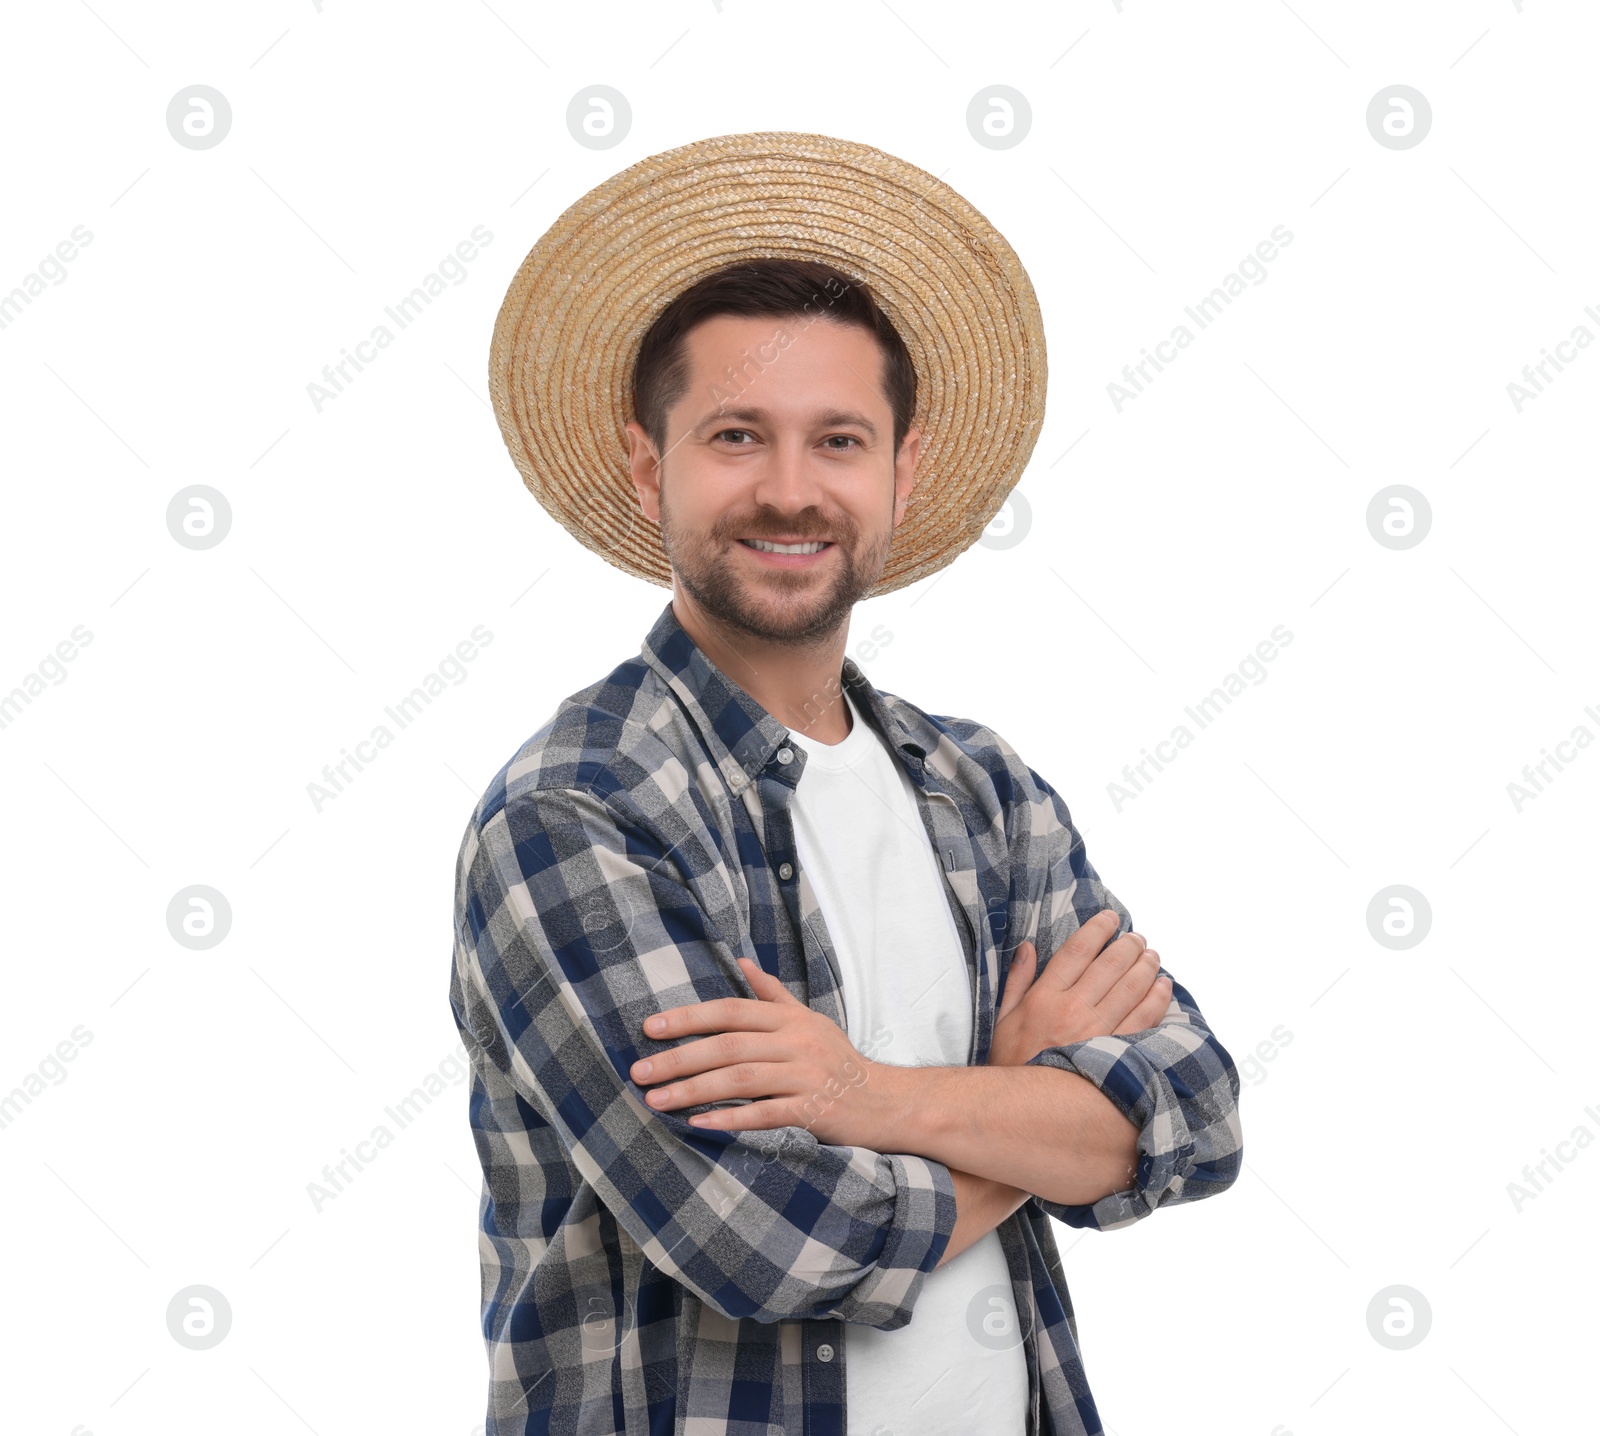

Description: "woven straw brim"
488 130 1047 597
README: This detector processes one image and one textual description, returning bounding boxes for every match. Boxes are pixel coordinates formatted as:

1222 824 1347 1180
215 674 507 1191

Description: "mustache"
710 506 859 545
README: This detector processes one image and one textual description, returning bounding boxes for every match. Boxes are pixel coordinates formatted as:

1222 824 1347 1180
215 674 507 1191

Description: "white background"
3 2 1595 1433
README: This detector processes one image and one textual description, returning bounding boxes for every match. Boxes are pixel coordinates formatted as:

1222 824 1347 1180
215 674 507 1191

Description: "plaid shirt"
449 602 1242 1436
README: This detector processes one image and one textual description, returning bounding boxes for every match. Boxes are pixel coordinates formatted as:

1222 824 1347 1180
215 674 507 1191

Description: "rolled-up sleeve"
1008 764 1243 1231
451 783 956 1326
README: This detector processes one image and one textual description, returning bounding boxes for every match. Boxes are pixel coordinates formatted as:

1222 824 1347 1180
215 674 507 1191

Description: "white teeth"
747 540 827 554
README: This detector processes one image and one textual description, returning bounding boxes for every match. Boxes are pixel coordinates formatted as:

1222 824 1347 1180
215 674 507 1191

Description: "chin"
708 572 858 644
738 591 848 642
667 532 890 646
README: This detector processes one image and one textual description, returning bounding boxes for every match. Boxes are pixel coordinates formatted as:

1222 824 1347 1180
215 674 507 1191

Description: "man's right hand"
988 910 1172 1067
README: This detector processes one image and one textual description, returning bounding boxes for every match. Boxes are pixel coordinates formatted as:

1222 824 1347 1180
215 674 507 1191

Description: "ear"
891 424 922 527
624 419 663 524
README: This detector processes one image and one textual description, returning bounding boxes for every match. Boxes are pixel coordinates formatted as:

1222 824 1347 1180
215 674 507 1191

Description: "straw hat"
487 130 1047 597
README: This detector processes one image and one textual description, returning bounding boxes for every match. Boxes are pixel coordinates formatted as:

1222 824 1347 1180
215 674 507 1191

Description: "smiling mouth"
739 539 833 555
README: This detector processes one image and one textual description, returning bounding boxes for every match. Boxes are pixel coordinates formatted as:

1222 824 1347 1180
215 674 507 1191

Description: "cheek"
661 470 730 532
839 478 897 528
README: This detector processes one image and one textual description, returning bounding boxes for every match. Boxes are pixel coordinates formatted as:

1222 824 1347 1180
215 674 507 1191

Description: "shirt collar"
638 601 931 795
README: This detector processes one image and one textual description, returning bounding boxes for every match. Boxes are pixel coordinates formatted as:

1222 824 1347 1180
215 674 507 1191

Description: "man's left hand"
630 958 897 1146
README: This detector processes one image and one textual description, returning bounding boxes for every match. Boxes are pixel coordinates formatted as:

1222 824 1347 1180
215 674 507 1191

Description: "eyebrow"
693 406 880 441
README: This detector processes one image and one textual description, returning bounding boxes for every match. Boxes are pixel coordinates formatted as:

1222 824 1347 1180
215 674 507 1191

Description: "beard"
659 491 892 646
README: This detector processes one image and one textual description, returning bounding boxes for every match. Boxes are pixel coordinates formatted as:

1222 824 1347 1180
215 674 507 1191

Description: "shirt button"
776 747 794 765
816 1343 834 1362
778 863 794 881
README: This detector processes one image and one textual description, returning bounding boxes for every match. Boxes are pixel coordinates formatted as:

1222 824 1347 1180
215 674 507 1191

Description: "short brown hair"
631 258 917 459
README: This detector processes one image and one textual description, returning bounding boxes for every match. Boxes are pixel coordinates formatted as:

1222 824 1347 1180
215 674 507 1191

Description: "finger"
1038 909 1123 990
643 1062 788 1112
738 957 804 1006
1113 974 1173 1035
631 1030 786 1085
687 1098 800 1132
997 942 1038 1021
1040 910 1130 994
1075 927 1152 1010
645 996 786 1041
1094 943 1159 1024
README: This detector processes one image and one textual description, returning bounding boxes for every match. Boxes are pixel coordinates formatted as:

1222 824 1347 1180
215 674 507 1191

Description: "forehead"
675 313 888 414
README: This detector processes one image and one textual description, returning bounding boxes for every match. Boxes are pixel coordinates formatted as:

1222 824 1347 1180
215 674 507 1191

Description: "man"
453 132 1242 1435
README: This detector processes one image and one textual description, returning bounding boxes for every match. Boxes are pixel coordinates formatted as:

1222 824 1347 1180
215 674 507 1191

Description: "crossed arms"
452 777 1243 1330
630 912 1172 1264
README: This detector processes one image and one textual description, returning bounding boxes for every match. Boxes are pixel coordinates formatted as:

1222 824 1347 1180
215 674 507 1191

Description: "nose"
749 432 828 518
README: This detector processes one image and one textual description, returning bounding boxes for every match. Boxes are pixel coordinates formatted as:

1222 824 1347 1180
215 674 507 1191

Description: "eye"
822 434 862 451
713 428 756 445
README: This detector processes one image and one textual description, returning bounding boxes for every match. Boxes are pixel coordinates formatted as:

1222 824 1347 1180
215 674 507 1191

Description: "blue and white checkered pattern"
449 602 1243 1434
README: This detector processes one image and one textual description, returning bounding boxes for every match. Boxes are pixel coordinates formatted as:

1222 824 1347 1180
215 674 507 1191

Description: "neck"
669 586 854 744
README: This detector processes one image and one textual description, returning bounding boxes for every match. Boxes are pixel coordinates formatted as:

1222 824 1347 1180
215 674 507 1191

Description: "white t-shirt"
786 689 1029 1436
